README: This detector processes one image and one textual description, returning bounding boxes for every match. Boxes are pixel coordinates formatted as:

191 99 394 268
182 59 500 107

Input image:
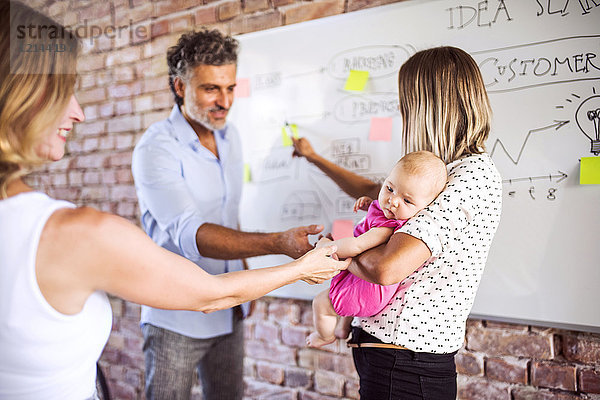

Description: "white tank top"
0 192 112 400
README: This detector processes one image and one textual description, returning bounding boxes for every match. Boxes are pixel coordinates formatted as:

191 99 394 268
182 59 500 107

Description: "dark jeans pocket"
420 374 457 400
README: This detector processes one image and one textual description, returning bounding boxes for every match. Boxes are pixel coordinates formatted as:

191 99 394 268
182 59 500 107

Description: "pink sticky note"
235 78 250 98
368 117 393 142
332 219 355 240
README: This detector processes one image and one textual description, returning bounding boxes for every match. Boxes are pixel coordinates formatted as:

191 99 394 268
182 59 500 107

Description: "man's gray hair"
167 28 239 106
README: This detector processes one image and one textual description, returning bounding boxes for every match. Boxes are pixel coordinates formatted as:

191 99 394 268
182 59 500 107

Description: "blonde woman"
293 47 502 399
0 2 349 399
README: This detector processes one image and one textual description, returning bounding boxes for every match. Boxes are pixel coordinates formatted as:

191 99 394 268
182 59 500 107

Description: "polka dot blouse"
356 153 502 353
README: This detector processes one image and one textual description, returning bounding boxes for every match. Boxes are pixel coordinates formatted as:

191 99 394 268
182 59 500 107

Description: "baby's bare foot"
306 332 336 348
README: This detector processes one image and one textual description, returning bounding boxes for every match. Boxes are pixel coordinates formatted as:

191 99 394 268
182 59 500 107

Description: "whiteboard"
229 0 600 332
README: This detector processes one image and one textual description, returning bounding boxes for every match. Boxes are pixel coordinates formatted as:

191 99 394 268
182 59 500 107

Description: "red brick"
99 136 116 151
99 102 115 118
347 0 398 13
48 1 68 17
68 171 83 186
83 137 100 153
78 3 111 20
531 361 576 391
579 368 600 393
83 171 102 185
108 82 143 99
467 326 554 359
114 66 135 83
255 321 280 343
79 73 96 89
512 387 582 400
154 91 174 110
143 77 170 94
316 351 356 377
314 370 344 397
195 6 218 25
272 0 294 7
143 110 170 129
107 115 141 133
80 186 109 201
218 0 242 21
345 378 360 399
154 0 200 15
110 185 139 202
135 95 154 113
77 87 107 105
106 47 142 67
115 100 134 115
485 357 528 384
456 350 484 376
169 15 194 32
83 105 98 121
51 172 67 186
245 340 296 364
563 334 600 364
244 0 270 13
244 380 296 399
143 33 180 59
284 366 312 388
76 154 106 169
282 0 344 25
244 357 256 378
268 300 301 325
281 325 310 347
102 170 118 185
230 11 283 35
76 121 106 137
298 391 340 400
115 3 153 25
457 376 511 400
107 152 134 168
151 20 170 38
256 361 284 384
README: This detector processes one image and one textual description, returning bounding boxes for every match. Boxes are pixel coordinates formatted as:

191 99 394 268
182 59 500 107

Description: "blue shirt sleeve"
132 137 204 260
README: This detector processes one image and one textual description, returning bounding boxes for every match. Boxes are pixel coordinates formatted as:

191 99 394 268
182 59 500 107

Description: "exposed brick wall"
23 0 600 399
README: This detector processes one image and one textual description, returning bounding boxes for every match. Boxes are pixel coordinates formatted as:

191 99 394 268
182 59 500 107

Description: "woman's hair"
398 46 492 164
0 1 79 198
167 29 239 107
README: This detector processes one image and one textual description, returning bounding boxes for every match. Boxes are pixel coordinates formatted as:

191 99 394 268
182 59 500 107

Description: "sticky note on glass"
580 157 600 184
344 70 369 92
368 117 393 142
281 124 298 146
332 219 354 240
235 78 250 98
243 163 251 182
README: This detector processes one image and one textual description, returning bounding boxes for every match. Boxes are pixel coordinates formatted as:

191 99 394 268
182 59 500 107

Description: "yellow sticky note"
281 127 293 147
289 123 299 139
344 70 369 92
580 157 600 184
243 163 251 183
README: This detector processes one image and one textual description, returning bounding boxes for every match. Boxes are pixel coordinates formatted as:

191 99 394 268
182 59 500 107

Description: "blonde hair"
397 150 447 198
398 46 492 164
0 1 79 198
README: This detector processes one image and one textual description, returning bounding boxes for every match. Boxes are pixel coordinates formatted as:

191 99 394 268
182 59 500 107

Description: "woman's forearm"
308 153 380 199
349 233 432 286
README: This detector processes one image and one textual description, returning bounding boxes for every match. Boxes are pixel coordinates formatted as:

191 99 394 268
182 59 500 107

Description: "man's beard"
186 104 227 131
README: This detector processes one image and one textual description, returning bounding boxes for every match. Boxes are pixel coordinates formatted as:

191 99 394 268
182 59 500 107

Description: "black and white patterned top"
356 153 502 353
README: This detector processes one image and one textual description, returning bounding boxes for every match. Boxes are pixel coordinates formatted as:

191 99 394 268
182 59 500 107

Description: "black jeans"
350 327 457 400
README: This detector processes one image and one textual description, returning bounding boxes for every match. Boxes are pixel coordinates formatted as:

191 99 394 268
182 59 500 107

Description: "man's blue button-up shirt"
132 105 247 339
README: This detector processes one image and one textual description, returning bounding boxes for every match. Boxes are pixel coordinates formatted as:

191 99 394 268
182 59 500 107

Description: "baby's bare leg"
334 316 353 339
307 289 339 348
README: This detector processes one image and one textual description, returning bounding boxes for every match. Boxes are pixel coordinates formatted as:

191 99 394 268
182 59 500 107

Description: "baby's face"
377 164 438 220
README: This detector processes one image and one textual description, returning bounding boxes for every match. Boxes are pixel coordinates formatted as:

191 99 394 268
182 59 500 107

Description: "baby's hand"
353 196 373 212
315 236 333 249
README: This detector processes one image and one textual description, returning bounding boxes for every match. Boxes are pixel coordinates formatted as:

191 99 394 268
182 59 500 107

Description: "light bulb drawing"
575 93 600 155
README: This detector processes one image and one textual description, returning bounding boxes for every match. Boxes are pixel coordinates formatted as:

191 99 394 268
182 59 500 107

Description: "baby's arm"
318 227 394 259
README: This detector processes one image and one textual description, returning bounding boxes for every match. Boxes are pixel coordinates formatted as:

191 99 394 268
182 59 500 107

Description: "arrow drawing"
490 120 570 165
503 171 568 184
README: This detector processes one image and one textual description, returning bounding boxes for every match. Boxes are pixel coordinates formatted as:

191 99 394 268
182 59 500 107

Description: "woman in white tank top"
0 3 350 399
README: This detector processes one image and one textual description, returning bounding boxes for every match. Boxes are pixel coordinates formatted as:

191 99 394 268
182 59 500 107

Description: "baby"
307 151 448 348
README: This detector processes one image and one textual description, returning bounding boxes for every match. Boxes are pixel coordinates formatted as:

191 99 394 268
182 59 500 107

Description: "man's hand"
277 224 324 259
291 137 316 161
353 196 373 212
